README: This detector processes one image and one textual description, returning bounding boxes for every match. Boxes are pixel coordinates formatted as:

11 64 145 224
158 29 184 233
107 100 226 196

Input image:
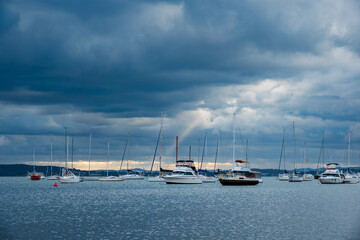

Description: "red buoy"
53 182 58 187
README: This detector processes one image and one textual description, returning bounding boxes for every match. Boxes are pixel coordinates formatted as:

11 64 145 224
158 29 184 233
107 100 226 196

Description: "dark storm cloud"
1 0 347 115
1 0 360 167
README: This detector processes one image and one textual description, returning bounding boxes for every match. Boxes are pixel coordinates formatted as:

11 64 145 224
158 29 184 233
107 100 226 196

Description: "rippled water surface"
0 177 359 239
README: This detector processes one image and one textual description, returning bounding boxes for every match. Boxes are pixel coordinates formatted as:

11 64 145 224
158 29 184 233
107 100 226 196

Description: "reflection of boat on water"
319 163 344 184
219 160 261 186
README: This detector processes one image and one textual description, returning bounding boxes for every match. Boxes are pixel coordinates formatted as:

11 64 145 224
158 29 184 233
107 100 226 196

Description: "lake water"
0 177 359 239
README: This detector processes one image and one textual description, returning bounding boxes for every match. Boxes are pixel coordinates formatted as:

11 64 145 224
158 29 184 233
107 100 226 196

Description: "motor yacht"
319 163 344 184
163 160 202 184
219 160 262 186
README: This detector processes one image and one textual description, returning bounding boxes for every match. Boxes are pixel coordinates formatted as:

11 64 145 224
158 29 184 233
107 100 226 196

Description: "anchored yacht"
219 160 262 186
319 163 344 184
163 160 202 184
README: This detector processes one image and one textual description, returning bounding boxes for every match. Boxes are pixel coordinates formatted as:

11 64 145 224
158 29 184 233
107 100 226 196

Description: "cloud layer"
1 0 360 169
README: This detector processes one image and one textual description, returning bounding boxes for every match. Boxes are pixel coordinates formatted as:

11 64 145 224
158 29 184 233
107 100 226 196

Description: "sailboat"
122 134 144 180
149 112 166 182
302 142 314 181
289 122 303 182
198 132 217 183
163 136 202 184
278 130 290 181
83 133 100 181
29 146 42 180
46 139 58 180
59 127 80 184
100 141 124 181
219 113 262 186
343 131 359 184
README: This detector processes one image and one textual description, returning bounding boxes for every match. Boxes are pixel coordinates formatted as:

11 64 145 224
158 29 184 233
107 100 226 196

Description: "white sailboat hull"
123 174 144 180
278 174 290 181
303 174 314 181
99 176 124 182
46 175 59 180
343 174 359 184
59 175 80 184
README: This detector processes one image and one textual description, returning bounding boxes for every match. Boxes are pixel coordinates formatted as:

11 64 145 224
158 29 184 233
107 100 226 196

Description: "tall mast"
50 138 53 175
197 138 200 170
292 122 298 171
176 136 178 163
214 137 219 172
278 131 285 175
64 127 68 174
119 134 129 174
88 133 92 175
107 141 109 177
66 135 69 173
71 137 74 170
159 112 163 176
347 130 350 168
304 142 307 174
233 113 236 163
246 139 248 161
33 146 36 173
200 132 207 171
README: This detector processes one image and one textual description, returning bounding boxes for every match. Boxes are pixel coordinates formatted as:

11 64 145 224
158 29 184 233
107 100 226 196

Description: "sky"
1 0 360 170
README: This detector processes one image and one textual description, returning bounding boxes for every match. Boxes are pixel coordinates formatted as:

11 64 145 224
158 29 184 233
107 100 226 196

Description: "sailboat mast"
66 135 69 173
200 132 207 171
246 139 248 161
119 134 129 173
50 139 53 175
33 146 36 173
107 141 109 177
88 133 92 175
64 127 68 173
159 112 163 175
71 137 74 170
292 122 298 171
304 142 307 174
233 113 236 164
348 131 351 167
214 137 219 172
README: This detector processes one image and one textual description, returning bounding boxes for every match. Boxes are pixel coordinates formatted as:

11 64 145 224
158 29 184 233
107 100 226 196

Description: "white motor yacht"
319 163 344 184
163 160 202 184
219 160 262 186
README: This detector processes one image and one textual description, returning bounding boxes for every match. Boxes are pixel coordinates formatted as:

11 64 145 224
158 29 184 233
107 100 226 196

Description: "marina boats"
163 160 202 184
319 163 344 184
99 142 124 182
83 133 100 181
288 122 303 182
59 128 80 184
29 147 42 181
219 160 262 185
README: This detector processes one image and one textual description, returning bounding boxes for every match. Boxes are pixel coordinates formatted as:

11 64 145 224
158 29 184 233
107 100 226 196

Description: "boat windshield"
323 174 340 177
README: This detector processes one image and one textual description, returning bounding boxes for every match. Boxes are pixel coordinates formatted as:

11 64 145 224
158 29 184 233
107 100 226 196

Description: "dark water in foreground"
0 177 359 240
